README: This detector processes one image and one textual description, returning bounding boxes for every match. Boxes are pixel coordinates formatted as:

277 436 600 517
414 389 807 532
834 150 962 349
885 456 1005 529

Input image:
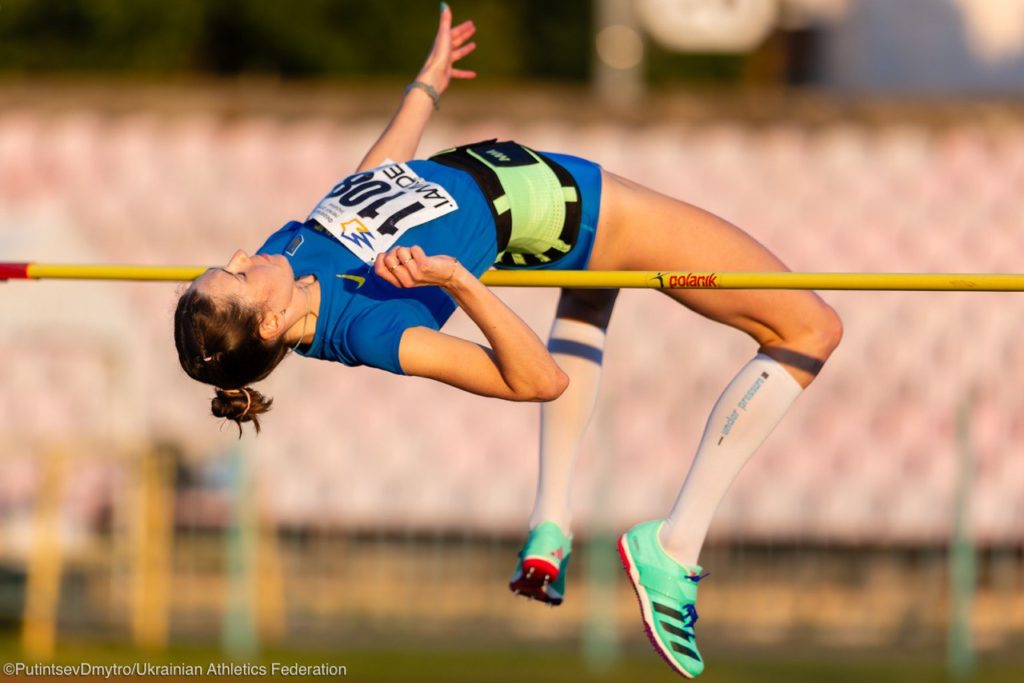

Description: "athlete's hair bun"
211 386 273 437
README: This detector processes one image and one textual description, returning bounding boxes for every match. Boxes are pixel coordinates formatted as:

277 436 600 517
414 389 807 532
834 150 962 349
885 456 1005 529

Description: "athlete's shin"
527 318 607 532
660 353 803 567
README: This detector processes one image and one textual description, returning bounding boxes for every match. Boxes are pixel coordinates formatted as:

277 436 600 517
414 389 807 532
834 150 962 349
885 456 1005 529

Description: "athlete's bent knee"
813 302 843 358
762 302 842 379
786 298 843 358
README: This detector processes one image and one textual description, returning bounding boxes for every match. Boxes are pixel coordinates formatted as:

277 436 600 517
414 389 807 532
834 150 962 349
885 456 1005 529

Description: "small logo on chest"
337 274 366 288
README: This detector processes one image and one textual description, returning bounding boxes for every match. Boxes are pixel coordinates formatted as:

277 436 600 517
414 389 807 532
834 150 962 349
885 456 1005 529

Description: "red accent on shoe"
522 557 559 581
509 557 562 605
618 536 695 679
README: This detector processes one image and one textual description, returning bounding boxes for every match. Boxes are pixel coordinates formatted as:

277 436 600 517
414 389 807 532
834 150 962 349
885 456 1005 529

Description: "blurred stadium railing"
1 88 1022 660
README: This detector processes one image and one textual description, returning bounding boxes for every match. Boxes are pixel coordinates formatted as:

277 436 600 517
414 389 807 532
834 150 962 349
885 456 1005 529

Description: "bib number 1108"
307 161 458 264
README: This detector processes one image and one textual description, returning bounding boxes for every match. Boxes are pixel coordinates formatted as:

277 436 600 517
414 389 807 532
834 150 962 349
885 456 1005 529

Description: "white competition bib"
307 161 458 265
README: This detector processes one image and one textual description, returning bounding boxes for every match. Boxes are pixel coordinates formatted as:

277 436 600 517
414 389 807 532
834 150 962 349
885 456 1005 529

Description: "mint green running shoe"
509 521 572 605
618 521 708 678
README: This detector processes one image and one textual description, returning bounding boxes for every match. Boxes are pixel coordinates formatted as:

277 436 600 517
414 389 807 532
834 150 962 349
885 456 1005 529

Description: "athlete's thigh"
588 170 829 344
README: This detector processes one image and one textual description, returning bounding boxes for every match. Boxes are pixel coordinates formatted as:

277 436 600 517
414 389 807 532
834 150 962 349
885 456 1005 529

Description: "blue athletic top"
256 160 497 375
256 150 602 376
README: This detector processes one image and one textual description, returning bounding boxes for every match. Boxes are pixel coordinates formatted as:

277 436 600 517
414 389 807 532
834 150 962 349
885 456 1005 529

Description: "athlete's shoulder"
255 220 305 256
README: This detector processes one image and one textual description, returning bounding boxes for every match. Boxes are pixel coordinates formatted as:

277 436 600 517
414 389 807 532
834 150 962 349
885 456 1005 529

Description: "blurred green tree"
0 0 753 84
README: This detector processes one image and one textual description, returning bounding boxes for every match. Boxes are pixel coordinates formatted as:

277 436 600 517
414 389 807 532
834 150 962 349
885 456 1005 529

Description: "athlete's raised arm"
374 246 568 402
356 5 477 172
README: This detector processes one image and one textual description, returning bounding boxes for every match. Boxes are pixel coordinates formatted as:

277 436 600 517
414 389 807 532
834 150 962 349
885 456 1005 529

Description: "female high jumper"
173 5 841 678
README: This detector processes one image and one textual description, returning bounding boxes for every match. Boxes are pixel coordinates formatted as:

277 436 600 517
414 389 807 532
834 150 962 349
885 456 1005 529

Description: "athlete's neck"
285 276 321 348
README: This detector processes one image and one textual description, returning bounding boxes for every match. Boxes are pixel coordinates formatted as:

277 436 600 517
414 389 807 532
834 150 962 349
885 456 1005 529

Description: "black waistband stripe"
430 140 582 266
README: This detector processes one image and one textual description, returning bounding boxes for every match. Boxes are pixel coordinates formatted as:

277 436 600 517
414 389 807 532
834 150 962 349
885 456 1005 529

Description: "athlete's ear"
258 310 282 341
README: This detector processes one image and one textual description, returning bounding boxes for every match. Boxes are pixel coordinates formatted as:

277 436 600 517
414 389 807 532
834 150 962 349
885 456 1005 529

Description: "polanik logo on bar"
652 272 720 288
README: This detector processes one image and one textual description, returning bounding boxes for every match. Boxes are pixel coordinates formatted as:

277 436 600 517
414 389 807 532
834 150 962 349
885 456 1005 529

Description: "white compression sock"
527 318 607 532
660 353 803 567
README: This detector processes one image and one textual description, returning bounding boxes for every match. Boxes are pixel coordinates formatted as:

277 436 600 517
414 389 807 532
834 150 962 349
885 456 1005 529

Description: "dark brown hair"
174 287 291 435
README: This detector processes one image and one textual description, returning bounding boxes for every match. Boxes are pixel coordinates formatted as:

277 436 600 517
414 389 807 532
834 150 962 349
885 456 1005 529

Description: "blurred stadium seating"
3 101 1021 540
1 91 1022 657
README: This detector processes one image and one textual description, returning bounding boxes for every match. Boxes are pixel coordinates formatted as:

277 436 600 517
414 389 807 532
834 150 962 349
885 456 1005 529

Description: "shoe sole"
509 558 562 605
617 534 696 679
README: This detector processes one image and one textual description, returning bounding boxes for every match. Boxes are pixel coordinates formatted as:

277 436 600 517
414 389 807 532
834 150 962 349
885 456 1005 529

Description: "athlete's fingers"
403 256 425 285
435 5 452 54
373 252 389 284
437 3 452 33
451 21 476 46
451 69 477 80
410 245 428 262
394 246 414 266
452 28 475 50
384 245 413 282
374 252 401 288
391 261 416 288
393 247 417 284
452 42 476 62
385 253 403 273
402 245 428 284
422 5 451 75
382 245 404 265
452 20 475 37
410 246 435 274
376 254 399 288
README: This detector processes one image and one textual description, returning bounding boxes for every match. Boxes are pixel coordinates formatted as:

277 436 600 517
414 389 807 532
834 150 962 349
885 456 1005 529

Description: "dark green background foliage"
0 0 747 83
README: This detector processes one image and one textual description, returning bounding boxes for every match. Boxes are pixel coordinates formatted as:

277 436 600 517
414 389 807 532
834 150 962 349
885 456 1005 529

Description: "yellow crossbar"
3 263 1024 291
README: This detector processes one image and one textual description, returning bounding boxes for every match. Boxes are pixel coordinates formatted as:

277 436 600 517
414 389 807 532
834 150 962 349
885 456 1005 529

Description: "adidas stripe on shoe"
618 520 709 678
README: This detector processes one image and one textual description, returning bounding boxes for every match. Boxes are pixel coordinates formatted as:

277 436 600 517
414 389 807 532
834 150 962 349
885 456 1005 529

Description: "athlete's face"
193 250 296 322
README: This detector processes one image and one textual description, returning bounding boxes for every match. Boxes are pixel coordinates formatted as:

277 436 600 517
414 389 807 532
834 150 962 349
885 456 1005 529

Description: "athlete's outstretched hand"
416 4 477 96
375 245 462 290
